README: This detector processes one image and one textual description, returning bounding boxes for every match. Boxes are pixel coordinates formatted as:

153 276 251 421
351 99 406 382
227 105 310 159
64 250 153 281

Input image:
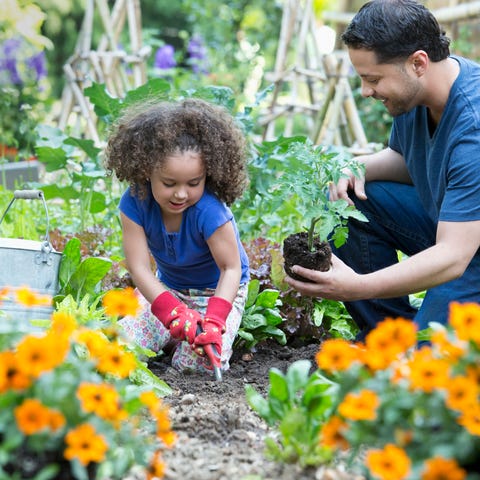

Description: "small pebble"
180 393 195 405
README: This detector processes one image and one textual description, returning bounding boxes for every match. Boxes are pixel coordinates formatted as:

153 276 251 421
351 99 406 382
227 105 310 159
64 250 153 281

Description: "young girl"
104 97 250 375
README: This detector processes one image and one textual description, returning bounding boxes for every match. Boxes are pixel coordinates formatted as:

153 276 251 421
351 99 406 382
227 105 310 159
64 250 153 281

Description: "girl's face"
150 150 206 217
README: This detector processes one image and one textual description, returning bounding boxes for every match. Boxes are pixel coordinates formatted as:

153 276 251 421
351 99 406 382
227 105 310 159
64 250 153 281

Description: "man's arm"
285 220 480 301
330 147 412 205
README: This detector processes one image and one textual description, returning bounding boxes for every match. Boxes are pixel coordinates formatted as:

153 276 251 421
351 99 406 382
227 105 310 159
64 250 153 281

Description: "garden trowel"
196 324 222 381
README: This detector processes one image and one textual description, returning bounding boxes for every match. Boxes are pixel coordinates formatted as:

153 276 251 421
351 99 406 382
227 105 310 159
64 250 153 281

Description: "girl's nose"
174 187 187 199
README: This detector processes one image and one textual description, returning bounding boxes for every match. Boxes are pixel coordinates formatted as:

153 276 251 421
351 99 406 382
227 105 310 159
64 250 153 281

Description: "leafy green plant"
55 237 112 306
0 1 52 157
312 298 359 341
270 137 367 250
246 359 335 467
235 279 286 351
248 304 480 479
0 287 174 479
234 136 367 249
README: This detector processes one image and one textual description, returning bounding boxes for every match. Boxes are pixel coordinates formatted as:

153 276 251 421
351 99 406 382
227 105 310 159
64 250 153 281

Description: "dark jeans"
331 181 480 340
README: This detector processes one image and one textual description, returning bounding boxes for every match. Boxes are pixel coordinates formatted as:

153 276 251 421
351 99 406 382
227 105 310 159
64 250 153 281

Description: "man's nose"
361 82 374 98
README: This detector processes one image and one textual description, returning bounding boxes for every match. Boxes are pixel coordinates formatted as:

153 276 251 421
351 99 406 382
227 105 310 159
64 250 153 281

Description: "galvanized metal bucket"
0 190 62 333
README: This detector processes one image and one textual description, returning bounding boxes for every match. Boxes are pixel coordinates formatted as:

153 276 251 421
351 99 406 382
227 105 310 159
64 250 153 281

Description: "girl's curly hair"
104 97 248 205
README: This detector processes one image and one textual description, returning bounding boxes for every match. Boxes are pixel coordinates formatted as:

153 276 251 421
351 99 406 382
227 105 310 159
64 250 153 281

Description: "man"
285 0 480 340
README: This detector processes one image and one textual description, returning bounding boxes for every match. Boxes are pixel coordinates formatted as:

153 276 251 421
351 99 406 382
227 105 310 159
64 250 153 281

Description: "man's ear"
410 50 428 76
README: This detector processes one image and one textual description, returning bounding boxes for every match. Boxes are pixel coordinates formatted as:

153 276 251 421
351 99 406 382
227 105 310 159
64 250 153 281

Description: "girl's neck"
162 211 183 233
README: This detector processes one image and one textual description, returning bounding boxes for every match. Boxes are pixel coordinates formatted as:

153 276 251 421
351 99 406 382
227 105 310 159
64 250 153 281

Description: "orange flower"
365 443 411 480
14 398 52 435
76 329 110 357
315 338 359 372
147 450 166 479
16 332 68 378
430 329 466 363
421 456 467 480
449 302 480 344
338 389 379 421
49 311 77 337
15 286 52 307
95 341 137 378
151 404 176 448
140 391 163 410
77 382 127 422
48 410 66 431
0 350 32 392
457 404 480 435
444 375 478 411
158 430 177 448
64 423 108 466
408 347 450 393
0 286 9 302
364 318 417 371
102 287 140 318
319 415 349 450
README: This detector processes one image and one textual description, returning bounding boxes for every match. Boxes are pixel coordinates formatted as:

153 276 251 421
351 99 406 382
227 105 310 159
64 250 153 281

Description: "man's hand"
284 254 362 302
151 291 200 343
328 168 367 206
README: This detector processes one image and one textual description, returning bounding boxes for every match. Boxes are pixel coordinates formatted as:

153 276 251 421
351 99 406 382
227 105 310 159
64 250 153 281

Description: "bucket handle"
0 189 51 244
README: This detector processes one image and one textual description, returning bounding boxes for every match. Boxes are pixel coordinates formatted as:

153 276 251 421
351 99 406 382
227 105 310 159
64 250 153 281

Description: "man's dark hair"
341 0 450 63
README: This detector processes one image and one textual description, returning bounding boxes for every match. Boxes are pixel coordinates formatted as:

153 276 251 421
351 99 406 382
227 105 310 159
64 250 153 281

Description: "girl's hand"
193 296 231 357
151 291 201 343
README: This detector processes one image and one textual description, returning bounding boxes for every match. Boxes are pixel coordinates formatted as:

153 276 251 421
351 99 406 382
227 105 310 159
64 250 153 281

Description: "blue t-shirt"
120 187 249 290
389 55 480 224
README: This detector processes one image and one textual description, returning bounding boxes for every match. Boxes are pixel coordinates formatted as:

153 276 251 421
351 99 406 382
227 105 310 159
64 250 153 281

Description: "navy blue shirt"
390 55 480 224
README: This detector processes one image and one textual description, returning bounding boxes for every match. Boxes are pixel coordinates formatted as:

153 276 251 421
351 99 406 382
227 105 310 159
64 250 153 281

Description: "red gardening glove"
193 296 232 357
151 291 200 344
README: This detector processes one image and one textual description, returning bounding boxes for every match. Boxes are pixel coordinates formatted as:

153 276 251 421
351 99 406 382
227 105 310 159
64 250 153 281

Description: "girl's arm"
206 220 242 302
120 212 166 303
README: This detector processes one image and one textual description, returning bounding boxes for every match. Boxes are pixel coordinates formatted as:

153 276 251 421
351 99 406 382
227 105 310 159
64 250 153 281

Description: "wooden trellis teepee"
261 0 371 152
57 0 150 145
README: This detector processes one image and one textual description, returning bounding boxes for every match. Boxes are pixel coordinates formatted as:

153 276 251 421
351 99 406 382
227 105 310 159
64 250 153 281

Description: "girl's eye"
189 181 200 187
163 182 175 188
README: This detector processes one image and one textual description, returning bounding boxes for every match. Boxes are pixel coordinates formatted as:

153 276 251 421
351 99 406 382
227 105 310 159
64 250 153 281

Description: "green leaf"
242 313 267 329
285 360 312 397
269 368 289 403
84 82 123 119
245 279 260 308
67 257 112 300
34 146 68 171
245 385 272 421
64 137 101 159
42 184 79 202
124 78 171 105
255 289 280 308
129 363 172 397
59 237 82 287
87 190 107 214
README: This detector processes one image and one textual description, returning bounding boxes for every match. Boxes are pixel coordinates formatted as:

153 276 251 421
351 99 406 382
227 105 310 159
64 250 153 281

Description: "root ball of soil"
283 232 332 282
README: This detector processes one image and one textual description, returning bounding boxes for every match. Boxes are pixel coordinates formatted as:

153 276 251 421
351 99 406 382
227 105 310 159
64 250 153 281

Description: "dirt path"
149 341 364 480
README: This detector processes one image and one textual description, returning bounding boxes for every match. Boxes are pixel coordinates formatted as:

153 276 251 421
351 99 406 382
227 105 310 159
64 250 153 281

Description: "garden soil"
283 232 332 282
147 340 365 480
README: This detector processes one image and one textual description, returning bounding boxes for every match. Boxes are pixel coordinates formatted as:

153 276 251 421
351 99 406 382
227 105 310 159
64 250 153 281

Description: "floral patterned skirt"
119 284 247 374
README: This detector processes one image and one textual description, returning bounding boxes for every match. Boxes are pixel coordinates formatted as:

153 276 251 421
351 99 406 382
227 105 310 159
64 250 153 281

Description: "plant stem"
308 217 321 251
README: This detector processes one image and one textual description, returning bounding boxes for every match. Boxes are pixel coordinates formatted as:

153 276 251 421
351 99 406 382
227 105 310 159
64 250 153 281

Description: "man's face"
348 48 422 117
